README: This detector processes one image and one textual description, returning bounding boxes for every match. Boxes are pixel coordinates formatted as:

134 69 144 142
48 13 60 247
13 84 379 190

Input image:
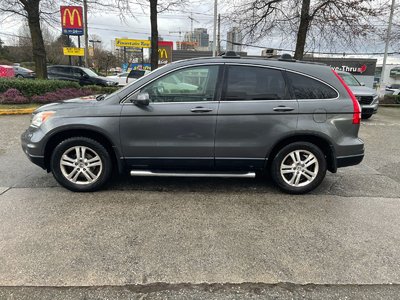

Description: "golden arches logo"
62 8 82 27
158 48 168 59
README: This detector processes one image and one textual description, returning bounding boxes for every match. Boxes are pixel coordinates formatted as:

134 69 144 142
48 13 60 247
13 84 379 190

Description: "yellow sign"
63 47 85 56
115 38 151 48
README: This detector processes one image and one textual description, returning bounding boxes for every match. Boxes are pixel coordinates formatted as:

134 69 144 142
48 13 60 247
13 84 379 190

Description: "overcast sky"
0 0 397 57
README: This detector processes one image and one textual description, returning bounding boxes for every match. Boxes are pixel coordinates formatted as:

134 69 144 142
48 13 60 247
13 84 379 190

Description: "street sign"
60 6 84 36
115 38 151 48
63 47 85 56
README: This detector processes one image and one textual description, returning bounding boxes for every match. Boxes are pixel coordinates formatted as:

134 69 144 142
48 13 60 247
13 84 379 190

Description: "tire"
271 142 327 194
16 74 24 78
50 137 112 192
362 113 373 119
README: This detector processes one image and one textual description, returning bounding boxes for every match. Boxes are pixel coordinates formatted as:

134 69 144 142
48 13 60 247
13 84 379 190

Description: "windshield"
81 67 99 77
339 72 360 86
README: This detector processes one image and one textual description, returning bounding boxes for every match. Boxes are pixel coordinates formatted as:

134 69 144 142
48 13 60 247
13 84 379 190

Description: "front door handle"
191 107 213 113
273 106 295 112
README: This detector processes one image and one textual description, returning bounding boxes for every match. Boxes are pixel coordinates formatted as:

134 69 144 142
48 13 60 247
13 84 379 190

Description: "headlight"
31 111 55 127
105 81 116 86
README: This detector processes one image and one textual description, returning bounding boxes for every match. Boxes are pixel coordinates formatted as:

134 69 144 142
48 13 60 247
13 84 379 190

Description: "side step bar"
130 170 256 178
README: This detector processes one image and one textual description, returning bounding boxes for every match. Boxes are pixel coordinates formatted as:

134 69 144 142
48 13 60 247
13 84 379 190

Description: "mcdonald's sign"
60 6 84 35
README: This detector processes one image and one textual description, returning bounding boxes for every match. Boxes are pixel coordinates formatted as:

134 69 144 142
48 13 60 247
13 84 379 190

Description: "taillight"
332 69 361 124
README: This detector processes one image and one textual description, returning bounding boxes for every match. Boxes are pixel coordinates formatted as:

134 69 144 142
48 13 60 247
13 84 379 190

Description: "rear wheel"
271 142 327 194
50 137 112 192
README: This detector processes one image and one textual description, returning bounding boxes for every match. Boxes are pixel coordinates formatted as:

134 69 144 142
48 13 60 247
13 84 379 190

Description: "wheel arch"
43 128 124 173
266 133 337 173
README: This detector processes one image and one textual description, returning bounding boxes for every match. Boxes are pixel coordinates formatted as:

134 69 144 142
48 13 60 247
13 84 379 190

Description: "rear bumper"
337 153 364 168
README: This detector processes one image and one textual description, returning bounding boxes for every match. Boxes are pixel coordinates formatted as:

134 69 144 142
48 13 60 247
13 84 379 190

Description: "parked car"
126 69 151 84
47 65 118 87
106 72 130 86
0 65 15 78
22 54 364 194
13 66 36 78
385 83 400 95
337 71 378 119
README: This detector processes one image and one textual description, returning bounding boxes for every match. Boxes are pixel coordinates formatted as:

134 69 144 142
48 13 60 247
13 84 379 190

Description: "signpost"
61 6 84 65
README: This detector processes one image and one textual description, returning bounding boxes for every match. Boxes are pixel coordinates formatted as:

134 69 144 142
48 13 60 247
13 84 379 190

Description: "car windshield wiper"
96 94 107 101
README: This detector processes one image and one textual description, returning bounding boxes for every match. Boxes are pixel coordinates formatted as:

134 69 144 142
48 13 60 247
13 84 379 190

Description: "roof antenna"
221 51 241 58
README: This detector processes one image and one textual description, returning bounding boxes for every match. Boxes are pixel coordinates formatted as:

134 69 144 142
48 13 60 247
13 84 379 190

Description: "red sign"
60 6 83 35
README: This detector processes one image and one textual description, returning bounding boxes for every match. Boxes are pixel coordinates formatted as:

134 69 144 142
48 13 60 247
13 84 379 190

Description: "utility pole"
212 0 217 56
217 14 221 55
83 0 89 67
381 0 396 95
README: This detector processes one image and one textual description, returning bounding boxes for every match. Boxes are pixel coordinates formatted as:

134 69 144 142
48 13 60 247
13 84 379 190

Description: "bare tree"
0 0 56 78
227 0 386 59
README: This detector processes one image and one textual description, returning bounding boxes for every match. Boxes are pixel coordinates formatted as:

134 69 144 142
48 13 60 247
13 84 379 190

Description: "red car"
0 65 15 78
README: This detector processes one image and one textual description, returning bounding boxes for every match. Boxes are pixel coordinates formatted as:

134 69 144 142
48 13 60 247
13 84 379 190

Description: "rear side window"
222 66 288 100
287 72 338 99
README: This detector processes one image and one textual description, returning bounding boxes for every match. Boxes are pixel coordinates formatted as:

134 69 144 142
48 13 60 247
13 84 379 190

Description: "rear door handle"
191 107 213 113
273 106 295 112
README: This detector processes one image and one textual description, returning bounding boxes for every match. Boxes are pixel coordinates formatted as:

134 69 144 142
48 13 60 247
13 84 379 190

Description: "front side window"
222 65 287 101
141 65 219 103
287 72 338 99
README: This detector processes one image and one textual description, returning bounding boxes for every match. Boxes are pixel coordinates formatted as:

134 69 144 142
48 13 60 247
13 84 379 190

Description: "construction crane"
188 13 199 42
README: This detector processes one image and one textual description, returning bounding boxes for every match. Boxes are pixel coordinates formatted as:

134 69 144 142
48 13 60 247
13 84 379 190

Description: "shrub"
82 85 120 94
0 88 30 104
381 95 400 105
30 88 95 104
0 78 80 97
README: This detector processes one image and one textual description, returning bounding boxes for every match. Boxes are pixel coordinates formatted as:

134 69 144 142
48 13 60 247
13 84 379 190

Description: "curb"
0 108 36 115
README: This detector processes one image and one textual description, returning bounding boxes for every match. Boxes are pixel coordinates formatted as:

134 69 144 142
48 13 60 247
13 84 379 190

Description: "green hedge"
0 78 80 97
381 95 400 105
82 85 120 94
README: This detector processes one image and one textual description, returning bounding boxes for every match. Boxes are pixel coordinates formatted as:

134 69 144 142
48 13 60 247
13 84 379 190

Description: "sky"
0 0 398 57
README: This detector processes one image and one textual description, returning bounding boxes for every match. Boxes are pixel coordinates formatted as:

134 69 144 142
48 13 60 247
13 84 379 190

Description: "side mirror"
82 73 89 79
360 82 365 86
132 92 150 106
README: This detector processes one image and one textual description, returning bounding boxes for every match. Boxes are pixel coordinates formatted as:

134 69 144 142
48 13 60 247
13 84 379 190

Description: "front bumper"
361 103 378 115
21 127 46 169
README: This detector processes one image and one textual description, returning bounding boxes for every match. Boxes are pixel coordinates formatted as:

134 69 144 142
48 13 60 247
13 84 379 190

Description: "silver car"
21 54 364 194
337 71 378 119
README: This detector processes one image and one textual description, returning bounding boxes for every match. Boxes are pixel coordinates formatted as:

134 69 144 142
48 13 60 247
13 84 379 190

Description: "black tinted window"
287 72 338 99
223 66 287 100
128 70 146 79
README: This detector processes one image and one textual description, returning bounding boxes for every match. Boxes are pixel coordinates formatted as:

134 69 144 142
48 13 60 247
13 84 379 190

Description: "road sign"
115 39 151 48
60 6 84 36
63 47 85 56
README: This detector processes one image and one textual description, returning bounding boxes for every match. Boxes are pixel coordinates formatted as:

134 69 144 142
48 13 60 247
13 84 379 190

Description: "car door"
120 64 221 170
215 64 299 171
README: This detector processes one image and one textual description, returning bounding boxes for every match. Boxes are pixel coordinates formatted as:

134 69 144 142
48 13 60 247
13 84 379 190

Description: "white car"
107 70 151 86
106 72 130 86
386 84 400 95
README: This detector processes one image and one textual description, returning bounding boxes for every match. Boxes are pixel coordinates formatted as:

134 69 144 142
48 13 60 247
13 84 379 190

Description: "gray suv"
21 54 364 194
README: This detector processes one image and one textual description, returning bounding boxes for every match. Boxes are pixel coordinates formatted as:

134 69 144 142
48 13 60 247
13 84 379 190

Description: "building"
183 28 209 50
226 27 243 52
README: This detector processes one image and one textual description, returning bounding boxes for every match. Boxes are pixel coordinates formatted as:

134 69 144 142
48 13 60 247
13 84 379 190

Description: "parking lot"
0 107 400 299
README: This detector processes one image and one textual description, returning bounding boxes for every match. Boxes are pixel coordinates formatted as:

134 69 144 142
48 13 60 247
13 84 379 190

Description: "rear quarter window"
287 72 338 99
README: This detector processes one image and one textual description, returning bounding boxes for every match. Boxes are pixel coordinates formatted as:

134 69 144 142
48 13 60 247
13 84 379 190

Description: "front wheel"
50 137 112 192
271 142 327 194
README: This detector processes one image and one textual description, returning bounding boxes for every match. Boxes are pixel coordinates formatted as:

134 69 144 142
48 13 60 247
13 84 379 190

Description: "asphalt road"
0 108 399 299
